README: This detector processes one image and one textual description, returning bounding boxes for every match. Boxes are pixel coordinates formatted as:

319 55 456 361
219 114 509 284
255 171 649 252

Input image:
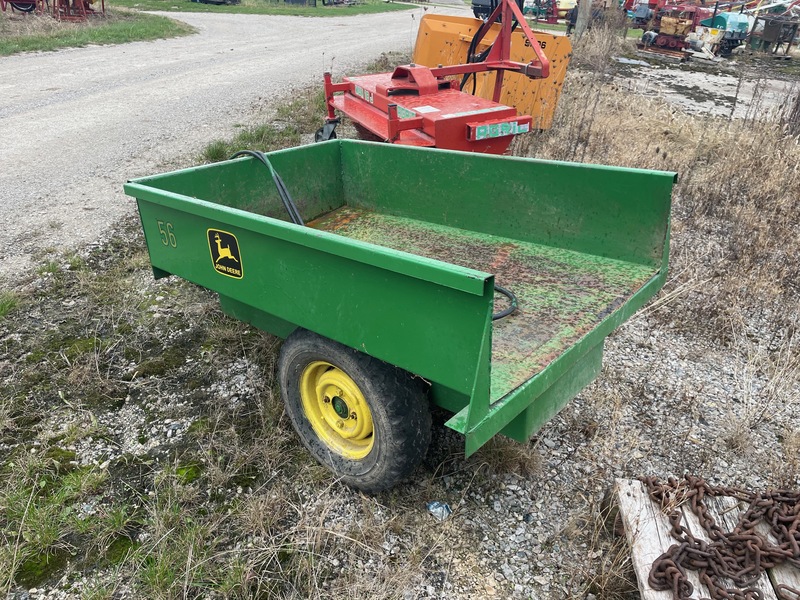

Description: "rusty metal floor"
312 206 657 402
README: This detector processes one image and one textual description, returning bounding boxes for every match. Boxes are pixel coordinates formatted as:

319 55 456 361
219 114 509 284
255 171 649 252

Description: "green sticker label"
396 105 416 119
354 85 374 104
474 121 530 140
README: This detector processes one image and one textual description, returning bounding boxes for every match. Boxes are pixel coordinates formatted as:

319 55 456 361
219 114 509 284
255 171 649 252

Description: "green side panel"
131 196 493 396
340 141 676 267
430 383 471 414
218 295 296 339
498 342 603 443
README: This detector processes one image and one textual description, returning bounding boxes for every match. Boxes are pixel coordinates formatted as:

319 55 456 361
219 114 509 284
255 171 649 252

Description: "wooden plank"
768 554 800 600
615 479 710 600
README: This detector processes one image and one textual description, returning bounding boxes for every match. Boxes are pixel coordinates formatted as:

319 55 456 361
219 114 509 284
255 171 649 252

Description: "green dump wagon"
124 140 675 492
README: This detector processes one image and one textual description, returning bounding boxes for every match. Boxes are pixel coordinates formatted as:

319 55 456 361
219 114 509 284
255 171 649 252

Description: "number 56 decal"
157 220 177 248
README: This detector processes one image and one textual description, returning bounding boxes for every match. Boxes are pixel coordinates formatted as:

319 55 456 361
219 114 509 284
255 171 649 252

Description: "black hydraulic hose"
493 285 518 321
460 9 522 94
229 150 304 226
461 13 496 92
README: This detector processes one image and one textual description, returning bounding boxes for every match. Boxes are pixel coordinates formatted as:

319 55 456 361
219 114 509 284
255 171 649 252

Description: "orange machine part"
412 14 572 130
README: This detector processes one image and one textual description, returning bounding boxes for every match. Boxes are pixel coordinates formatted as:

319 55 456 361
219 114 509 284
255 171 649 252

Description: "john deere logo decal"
208 229 243 279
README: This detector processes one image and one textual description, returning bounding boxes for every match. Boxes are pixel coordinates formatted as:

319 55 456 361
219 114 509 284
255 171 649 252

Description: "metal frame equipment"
320 0 551 154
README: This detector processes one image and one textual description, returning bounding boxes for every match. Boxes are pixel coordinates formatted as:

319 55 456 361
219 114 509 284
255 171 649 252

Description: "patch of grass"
113 0 411 16
0 9 194 56
201 87 325 160
0 449 113 591
0 291 19 320
37 259 61 276
201 123 302 162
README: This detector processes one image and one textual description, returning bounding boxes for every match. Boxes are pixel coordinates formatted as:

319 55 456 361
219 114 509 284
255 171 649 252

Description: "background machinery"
318 0 571 155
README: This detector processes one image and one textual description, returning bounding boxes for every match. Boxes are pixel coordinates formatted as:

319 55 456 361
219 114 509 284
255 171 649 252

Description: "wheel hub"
332 396 349 419
299 361 374 460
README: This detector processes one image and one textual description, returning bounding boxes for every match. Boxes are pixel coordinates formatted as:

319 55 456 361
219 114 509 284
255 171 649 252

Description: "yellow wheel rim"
299 361 374 460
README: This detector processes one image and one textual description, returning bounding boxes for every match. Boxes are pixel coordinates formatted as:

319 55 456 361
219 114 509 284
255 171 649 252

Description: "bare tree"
574 0 593 40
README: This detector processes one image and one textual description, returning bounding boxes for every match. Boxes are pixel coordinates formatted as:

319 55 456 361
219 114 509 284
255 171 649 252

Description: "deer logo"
214 233 239 264
207 229 243 279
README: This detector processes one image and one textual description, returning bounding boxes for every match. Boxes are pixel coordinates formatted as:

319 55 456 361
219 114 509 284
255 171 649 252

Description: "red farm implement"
319 0 552 155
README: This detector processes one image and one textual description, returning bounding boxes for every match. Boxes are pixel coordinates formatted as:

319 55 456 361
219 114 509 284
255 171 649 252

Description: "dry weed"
725 329 800 452
0 11 99 38
773 428 800 487
518 60 800 343
562 491 638 600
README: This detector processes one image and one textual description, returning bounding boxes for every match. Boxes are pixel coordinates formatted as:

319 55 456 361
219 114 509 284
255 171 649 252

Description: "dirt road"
0 7 464 284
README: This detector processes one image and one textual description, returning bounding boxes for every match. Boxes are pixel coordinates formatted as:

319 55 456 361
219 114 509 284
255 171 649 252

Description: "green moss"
176 463 203 484
62 337 98 360
186 418 209 436
186 378 205 391
26 333 100 365
117 323 134 336
16 547 71 587
43 447 77 474
104 535 140 566
136 346 187 377
26 349 47 364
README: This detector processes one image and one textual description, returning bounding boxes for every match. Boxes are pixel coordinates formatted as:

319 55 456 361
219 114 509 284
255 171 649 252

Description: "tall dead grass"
516 42 800 345
1 12 87 37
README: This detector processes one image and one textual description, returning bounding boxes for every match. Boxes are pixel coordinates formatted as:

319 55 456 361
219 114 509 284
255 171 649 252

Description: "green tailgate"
125 140 674 455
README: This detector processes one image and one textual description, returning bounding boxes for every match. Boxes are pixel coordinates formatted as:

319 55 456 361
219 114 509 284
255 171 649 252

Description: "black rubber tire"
313 126 337 143
278 329 431 493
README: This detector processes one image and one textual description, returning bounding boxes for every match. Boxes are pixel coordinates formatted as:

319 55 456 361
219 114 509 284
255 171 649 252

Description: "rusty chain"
640 475 800 600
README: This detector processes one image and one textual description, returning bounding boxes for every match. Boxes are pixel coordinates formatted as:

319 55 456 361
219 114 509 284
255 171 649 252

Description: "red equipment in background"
0 0 105 20
52 0 105 21
320 0 550 155
645 4 712 49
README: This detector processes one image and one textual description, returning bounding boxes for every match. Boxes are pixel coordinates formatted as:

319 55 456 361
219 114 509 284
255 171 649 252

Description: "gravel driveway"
0 6 465 285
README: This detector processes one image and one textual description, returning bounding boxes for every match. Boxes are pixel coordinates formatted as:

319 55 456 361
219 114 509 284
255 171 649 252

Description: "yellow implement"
413 14 572 130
